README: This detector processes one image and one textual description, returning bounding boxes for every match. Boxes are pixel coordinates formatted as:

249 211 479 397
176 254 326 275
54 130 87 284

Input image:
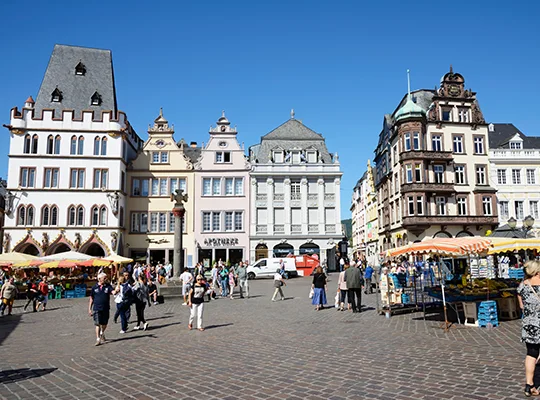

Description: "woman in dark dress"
517 260 540 397
311 266 327 311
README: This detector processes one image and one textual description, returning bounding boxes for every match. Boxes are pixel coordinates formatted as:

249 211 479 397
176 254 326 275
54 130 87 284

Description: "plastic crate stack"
508 268 525 280
74 285 87 298
477 300 498 327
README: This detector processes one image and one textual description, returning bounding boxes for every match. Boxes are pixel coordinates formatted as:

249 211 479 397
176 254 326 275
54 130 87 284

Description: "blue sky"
1 0 539 218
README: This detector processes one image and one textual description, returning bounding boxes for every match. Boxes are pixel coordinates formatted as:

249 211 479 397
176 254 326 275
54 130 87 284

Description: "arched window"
68 206 76 226
101 136 107 155
27 206 35 225
31 135 38 154
54 135 61 154
77 206 84 225
17 205 26 225
77 136 84 155
94 137 100 156
23 134 31 154
99 206 107 225
42 206 50 226
51 206 58 226
91 206 99 226
70 136 77 155
47 135 54 154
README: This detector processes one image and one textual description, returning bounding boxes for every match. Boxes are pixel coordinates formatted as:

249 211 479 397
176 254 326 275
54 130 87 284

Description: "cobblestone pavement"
0 274 527 399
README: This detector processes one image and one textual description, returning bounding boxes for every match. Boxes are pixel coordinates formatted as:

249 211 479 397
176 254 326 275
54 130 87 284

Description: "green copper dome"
394 96 426 122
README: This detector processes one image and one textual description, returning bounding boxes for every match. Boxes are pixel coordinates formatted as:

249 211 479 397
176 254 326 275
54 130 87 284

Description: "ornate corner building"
373 67 498 253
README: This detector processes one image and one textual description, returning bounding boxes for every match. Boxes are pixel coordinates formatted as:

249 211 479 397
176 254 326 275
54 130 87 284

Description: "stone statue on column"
171 189 188 279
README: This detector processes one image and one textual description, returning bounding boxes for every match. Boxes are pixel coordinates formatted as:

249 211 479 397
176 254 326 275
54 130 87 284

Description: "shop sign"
204 237 240 247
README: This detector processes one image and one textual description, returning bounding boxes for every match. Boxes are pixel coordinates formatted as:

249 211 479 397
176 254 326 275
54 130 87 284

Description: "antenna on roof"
407 69 411 101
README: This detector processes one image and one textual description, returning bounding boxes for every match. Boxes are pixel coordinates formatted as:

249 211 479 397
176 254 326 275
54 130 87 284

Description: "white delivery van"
246 258 297 279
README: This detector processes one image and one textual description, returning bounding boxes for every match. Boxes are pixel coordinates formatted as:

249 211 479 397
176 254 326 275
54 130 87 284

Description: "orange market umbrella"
12 259 45 268
39 260 79 269
388 240 464 258
78 259 113 267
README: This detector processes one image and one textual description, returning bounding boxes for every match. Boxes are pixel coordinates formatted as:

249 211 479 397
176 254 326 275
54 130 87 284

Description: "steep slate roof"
487 123 540 149
255 119 333 163
34 44 118 118
177 139 202 163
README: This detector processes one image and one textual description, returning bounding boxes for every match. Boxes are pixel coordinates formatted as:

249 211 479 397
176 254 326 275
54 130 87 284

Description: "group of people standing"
310 261 374 312
0 275 51 315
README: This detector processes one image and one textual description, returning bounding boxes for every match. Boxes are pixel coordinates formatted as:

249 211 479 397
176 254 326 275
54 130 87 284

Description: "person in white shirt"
165 263 172 280
271 269 286 301
180 270 194 305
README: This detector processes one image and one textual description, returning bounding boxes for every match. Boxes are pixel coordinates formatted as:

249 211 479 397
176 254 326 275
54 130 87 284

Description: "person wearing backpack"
132 274 151 331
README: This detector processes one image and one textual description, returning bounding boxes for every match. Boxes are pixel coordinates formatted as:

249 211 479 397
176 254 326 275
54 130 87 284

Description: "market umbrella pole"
440 280 451 332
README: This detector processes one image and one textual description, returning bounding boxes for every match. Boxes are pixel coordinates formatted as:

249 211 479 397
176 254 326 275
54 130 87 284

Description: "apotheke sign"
204 238 240 247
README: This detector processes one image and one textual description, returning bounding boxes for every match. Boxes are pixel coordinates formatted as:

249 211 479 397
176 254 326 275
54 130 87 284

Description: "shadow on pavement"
110 334 157 343
0 367 57 384
148 321 182 329
145 315 174 322
0 314 22 346
204 323 234 330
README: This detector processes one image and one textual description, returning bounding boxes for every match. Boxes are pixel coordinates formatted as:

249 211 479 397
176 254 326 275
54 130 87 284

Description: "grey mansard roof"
252 118 333 163
34 44 118 118
487 123 540 149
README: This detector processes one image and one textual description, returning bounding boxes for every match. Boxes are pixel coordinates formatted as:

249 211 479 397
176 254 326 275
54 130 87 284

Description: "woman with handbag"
271 268 286 302
518 260 540 397
311 266 327 311
132 274 151 331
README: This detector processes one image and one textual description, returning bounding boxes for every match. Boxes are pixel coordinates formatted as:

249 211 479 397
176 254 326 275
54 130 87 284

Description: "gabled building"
125 110 198 265
193 113 251 266
248 113 343 269
375 68 498 253
3 45 142 256
489 123 540 235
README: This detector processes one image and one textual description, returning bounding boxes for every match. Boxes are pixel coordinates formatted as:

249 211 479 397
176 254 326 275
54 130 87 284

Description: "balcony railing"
256 225 267 234
307 194 318 201
273 193 284 201
491 149 540 159
401 182 455 194
256 194 267 201
308 224 318 233
402 215 498 227
274 224 285 233
400 150 453 163
325 224 336 233
324 193 335 201
291 224 302 233
291 193 301 200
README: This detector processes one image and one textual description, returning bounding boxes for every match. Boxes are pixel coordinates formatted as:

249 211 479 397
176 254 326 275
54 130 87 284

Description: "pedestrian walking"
219 265 229 298
133 274 150 331
0 277 18 316
518 260 540 397
228 269 236 299
188 275 207 331
311 266 328 311
24 279 39 312
236 261 249 299
344 262 363 313
89 272 114 346
114 276 131 333
271 269 286 301
364 265 374 294
180 269 194 305
36 277 49 311
337 264 349 311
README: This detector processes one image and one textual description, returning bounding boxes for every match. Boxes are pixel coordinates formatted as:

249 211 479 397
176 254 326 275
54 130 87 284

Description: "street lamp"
507 217 517 230
524 215 535 229
507 215 535 238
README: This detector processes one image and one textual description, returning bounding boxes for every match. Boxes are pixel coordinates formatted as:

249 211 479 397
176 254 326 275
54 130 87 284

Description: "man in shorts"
180 269 193 305
37 277 49 311
88 272 114 346
1 277 18 316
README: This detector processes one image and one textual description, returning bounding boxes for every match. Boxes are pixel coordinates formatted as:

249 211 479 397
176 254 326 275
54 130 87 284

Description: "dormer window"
510 141 522 149
273 151 284 163
442 108 452 121
51 88 62 103
90 91 102 106
307 150 317 163
215 151 231 163
75 62 86 76
291 151 301 164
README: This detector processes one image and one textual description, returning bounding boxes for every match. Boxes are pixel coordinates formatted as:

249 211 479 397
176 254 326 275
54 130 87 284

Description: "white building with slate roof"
2 45 142 257
248 113 343 270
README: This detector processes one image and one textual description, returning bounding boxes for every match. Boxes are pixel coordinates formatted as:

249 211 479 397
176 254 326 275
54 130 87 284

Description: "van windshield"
256 260 267 267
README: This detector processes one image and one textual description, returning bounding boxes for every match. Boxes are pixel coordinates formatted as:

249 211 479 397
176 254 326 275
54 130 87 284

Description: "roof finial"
159 107 163 117
449 64 453 73
407 69 411 101
221 110 225 118
291 108 295 119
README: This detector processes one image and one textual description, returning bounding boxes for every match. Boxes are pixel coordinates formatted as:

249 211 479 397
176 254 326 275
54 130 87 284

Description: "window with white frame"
442 108 452 121
406 165 413 183
23 134 31 154
515 200 524 220
416 196 423 215
404 133 411 151
235 211 243 231
291 181 301 200
474 137 484 154
436 197 446 215
457 197 467 215
434 165 444 184
215 152 231 163
413 132 420 150
43 168 60 189
482 197 492 216
170 178 186 195
225 211 233 231
307 151 317 163
497 169 507 185
476 166 486 185
458 108 469 123
202 212 211 232
212 178 221 195
512 169 521 185
499 201 509 219
212 212 221 231
20 167 36 188
151 151 168 163
202 178 211 196
273 150 284 163
455 165 465 185
432 135 442 152
527 169 536 185
150 212 158 232
202 178 222 196
93 169 108 189
407 197 414 216
131 212 148 232
415 164 422 182
159 212 167 232
453 136 463 153
70 168 85 188
510 141 522 149
17 205 35 226
41 205 58 226
530 201 539 219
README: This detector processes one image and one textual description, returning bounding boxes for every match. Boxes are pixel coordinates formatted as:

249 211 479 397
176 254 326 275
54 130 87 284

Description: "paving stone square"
0 274 527 399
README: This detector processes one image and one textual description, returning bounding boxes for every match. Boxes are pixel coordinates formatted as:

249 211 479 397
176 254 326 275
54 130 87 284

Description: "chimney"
190 141 197 148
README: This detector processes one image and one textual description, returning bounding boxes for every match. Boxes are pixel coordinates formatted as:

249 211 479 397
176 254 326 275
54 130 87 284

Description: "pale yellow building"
125 110 198 265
